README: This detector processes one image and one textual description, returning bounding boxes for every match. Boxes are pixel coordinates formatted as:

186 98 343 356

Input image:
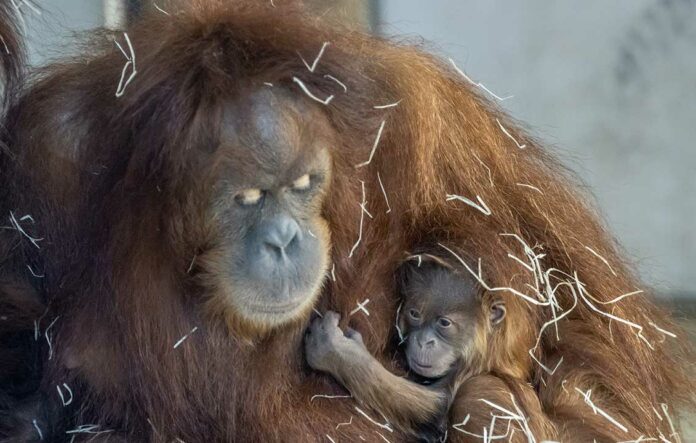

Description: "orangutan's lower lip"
247 298 306 314
251 304 301 314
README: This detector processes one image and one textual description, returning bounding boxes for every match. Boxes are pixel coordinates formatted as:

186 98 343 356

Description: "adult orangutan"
0 0 692 441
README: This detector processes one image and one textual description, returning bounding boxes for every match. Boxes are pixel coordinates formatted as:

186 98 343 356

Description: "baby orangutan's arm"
305 311 448 440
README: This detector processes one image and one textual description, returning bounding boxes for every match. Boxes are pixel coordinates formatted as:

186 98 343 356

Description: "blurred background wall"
375 0 696 305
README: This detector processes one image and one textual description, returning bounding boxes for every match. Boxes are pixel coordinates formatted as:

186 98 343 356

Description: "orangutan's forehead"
216 88 331 184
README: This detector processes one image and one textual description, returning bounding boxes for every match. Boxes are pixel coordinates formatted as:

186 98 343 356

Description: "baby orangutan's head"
398 254 506 379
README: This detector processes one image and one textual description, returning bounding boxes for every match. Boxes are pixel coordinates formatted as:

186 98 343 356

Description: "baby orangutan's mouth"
408 354 450 379
412 361 432 369
411 360 439 378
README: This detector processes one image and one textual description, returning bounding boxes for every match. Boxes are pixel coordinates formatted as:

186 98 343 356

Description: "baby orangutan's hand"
305 311 367 374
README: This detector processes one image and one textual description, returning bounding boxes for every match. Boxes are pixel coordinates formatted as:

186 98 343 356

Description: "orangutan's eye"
235 188 264 206
291 174 311 191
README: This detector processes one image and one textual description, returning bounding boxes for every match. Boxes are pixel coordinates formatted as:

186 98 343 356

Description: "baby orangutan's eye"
235 188 264 206
437 317 452 328
291 174 311 191
409 309 421 320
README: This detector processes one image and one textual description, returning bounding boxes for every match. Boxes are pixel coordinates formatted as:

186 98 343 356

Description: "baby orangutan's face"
398 257 507 379
401 302 472 378
399 263 479 379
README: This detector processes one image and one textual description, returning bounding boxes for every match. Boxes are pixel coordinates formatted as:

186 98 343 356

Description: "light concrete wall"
21 0 104 66
378 0 696 297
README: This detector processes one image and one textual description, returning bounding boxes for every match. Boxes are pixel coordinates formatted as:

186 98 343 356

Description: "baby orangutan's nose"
417 337 436 349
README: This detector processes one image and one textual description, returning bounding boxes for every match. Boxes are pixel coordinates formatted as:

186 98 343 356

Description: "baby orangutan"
305 253 509 441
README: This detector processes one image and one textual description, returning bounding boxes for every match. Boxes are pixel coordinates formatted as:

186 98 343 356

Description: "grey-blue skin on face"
210 88 333 326
399 260 505 379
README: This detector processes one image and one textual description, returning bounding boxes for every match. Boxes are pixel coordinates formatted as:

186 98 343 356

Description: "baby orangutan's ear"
489 301 506 326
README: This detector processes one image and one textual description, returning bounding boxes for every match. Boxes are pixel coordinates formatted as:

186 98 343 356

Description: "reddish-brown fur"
303 252 558 441
0 1 693 441
449 374 558 442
